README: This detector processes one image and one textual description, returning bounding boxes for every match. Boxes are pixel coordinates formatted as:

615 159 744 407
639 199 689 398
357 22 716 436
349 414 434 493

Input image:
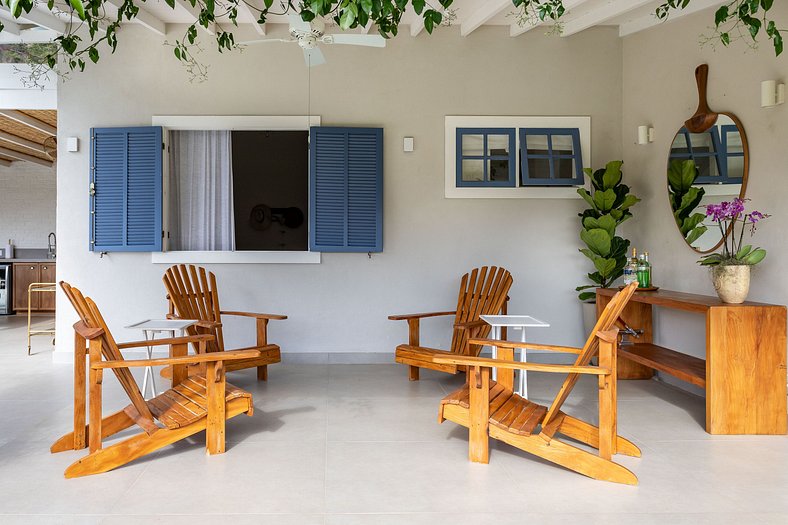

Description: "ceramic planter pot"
711 264 751 304
581 301 597 334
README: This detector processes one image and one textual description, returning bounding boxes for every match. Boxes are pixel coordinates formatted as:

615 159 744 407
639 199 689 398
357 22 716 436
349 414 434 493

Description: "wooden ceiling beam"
0 158 12 167
0 130 46 154
0 111 56 136
561 0 654 37
461 0 510 37
0 146 52 167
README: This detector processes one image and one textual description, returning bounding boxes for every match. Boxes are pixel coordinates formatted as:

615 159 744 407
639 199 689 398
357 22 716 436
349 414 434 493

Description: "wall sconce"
761 80 785 108
637 125 655 145
403 137 414 152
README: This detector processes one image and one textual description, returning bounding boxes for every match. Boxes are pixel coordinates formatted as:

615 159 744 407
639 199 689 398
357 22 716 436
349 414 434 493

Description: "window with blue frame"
519 128 583 186
456 128 516 187
720 124 745 183
669 127 724 183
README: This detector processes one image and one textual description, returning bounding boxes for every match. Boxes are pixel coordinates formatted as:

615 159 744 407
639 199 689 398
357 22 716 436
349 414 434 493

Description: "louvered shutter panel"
90 127 162 252
309 127 383 252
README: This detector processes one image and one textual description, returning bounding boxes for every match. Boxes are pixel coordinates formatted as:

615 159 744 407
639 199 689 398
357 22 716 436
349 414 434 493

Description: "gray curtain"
168 130 235 251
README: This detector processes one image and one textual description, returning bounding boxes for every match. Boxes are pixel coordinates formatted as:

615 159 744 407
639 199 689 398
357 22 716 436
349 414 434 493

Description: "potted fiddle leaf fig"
576 161 640 331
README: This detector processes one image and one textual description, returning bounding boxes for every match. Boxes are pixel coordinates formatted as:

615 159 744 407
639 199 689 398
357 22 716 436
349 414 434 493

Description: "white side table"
125 319 197 399
480 315 550 398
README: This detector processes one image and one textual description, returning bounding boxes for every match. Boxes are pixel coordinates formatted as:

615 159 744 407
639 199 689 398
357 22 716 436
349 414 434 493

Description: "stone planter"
711 264 751 304
581 301 598 334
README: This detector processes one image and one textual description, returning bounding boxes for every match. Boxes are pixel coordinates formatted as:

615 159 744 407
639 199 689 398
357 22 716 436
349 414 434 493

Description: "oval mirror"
667 65 749 253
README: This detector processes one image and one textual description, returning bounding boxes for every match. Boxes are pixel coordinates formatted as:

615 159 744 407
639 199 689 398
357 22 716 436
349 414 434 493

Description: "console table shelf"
618 343 706 388
597 288 787 435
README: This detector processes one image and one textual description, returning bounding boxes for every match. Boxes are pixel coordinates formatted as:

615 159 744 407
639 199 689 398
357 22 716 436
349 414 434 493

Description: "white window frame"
151 115 321 264
445 116 591 199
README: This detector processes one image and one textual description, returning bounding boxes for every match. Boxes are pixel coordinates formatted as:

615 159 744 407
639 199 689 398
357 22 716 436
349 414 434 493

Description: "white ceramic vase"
711 264 751 304
581 301 597 334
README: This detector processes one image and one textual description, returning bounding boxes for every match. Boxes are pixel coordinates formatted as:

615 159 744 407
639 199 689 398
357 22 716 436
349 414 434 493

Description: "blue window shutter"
90 126 162 252
310 127 383 252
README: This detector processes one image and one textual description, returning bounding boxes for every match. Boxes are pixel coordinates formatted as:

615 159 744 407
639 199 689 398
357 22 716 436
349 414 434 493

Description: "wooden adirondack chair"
390 266 512 381
51 282 259 478
433 282 641 485
163 264 286 381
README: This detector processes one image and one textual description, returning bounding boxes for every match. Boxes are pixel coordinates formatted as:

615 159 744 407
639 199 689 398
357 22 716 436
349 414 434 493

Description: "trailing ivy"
0 0 783 80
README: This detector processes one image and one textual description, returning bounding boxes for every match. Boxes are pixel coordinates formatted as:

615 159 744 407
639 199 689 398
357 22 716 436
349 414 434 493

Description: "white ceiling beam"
0 146 52 167
11 6 67 33
619 0 724 37
236 1 265 35
174 0 216 35
0 158 13 167
0 13 21 36
510 0 591 37
107 0 166 36
561 0 654 37
0 130 46 154
0 110 56 136
361 22 371 34
461 0 510 37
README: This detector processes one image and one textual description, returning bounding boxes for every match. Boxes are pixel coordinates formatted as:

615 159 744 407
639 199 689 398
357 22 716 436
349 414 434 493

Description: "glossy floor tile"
1 315 787 523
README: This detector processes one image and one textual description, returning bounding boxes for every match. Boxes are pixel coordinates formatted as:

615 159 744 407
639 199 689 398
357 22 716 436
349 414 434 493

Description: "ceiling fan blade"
240 38 295 45
323 34 386 48
289 13 312 33
303 47 326 67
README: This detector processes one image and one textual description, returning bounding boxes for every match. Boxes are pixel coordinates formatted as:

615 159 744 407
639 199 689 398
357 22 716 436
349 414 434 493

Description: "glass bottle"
623 248 637 285
644 251 653 288
637 253 650 288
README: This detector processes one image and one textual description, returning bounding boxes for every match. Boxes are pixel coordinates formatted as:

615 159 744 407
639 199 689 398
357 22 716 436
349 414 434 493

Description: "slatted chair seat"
390 266 513 381
432 282 644 485
145 377 252 430
441 382 547 437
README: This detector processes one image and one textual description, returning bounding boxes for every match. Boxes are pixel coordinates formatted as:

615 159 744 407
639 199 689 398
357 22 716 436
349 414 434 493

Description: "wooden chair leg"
406 319 420 381
256 318 269 381
598 336 618 460
468 366 490 464
52 408 135 454
206 360 226 455
73 331 87 450
171 342 188 387
408 365 420 381
257 365 268 381
88 338 103 453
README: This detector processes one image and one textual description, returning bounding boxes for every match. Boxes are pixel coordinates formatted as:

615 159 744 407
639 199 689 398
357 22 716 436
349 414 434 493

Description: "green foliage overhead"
0 0 783 78
667 159 708 246
576 161 640 302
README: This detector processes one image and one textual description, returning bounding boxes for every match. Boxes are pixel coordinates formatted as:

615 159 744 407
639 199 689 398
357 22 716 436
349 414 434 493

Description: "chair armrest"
116 334 214 350
92 348 261 370
221 311 288 321
388 311 456 321
454 319 487 331
73 321 103 340
468 338 583 355
432 354 608 375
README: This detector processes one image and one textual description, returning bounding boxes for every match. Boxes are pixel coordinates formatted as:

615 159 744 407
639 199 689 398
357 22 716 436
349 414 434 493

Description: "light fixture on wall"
637 125 655 145
761 80 785 108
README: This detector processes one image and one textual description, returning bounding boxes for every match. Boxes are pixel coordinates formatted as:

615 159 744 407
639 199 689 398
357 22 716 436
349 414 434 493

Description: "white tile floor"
2 315 788 523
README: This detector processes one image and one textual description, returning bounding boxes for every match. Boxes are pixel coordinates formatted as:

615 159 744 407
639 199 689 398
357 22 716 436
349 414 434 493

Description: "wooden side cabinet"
13 262 56 313
597 288 787 435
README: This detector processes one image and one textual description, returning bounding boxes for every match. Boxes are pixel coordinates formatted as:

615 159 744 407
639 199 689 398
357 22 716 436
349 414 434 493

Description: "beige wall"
0 162 56 250
622 4 788 389
55 24 623 359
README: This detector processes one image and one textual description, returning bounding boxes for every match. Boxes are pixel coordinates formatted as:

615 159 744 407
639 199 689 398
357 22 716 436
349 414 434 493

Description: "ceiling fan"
245 14 386 67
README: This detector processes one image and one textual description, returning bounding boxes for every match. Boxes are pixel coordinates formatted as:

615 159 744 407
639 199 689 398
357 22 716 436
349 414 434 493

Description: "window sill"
697 183 742 197
151 251 321 264
445 186 582 199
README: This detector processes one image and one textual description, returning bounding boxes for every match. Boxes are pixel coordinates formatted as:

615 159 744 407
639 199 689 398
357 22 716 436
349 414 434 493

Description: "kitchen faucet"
47 232 56 259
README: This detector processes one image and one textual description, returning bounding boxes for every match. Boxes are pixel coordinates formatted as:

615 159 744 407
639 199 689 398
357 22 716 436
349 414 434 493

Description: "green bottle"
644 252 652 288
637 253 651 288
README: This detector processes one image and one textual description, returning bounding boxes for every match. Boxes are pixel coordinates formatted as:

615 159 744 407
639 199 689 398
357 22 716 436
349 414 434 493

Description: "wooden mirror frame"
667 64 750 254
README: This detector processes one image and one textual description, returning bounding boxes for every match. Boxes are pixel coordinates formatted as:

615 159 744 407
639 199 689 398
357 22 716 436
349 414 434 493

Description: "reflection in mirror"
667 114 747 253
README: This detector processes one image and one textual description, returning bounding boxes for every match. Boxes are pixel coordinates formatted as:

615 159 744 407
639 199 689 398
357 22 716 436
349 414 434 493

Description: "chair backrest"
162 264 224 352
60 281 156 429
450 266 513 356
541 281 639 426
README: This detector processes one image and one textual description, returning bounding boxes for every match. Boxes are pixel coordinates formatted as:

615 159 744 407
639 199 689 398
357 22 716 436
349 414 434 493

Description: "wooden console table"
596 288 787 435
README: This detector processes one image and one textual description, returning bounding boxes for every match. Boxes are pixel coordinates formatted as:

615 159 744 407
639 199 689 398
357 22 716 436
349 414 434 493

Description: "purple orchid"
700 198 770 265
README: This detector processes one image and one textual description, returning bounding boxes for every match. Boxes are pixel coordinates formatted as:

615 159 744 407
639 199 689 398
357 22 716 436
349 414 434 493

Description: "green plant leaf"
581 228 612 257
339 8 356 29
592 189 617 212
619 194 640 211
579 248 597 261
577 188 595 209
743 248 766 265
601 160 623 189
698 253 723 266
576 284 596 291
69 0 86 20
593 257 617 277
685 225 707 245
578 291 596 302
736 244 753 258
412 0 425 14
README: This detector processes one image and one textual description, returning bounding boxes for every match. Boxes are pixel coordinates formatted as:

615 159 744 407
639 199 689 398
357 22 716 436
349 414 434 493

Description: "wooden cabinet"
597 288 787 435
12 262 56 312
